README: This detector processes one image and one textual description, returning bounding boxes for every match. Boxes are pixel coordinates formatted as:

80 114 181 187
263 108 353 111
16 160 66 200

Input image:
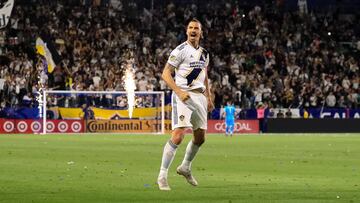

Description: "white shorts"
171 91 208 130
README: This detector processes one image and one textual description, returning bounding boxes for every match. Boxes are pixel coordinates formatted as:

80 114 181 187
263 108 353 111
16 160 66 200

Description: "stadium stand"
0 0 359 113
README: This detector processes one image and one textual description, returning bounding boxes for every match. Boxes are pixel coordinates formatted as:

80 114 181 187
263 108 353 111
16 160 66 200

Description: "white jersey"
167 41 210 92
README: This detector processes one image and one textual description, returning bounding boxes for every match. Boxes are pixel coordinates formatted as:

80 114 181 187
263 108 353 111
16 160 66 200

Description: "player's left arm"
205 67 214 112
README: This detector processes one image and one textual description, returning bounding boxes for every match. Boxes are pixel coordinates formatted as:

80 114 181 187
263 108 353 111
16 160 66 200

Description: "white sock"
159 140 178 179
181 141 200 170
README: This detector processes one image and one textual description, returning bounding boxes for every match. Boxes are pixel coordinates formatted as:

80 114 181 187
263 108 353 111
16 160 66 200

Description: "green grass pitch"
0 133 359 203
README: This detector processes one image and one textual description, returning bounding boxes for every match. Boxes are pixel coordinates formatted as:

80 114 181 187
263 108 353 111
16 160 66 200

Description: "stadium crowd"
0 0 359 110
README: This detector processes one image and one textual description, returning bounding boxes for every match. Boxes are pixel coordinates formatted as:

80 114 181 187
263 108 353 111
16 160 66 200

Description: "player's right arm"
162 63 190 102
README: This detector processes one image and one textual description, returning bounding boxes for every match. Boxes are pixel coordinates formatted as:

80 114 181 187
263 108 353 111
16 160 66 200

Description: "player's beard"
188 35 200 47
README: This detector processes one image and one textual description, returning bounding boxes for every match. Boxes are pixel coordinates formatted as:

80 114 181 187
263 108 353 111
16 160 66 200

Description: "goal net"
41 90 165 134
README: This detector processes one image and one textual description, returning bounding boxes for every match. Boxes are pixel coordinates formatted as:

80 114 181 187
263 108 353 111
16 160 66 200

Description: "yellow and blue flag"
35 34 61 73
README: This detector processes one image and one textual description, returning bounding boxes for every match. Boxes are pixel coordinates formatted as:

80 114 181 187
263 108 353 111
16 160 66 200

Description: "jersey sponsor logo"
189 61 206 68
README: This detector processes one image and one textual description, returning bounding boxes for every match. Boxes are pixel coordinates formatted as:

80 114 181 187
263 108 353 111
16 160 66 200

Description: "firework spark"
123 62 136 118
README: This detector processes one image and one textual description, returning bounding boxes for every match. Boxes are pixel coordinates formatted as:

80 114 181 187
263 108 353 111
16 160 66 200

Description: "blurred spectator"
325 92 336 107
277 109 285 118
285 109 292 118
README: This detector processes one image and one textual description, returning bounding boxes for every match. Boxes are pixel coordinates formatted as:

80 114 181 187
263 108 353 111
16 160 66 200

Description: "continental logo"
86 120 172 133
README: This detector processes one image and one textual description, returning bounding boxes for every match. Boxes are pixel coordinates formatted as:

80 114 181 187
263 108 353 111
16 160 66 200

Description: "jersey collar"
186 41 200 50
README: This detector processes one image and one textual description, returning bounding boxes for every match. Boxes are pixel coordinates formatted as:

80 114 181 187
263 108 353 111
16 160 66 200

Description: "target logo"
3 121 15 132
31 121 41 132
71 121 82 132
0 119 85 134
46 121 55 132
17 121 28 132
58 121 68 132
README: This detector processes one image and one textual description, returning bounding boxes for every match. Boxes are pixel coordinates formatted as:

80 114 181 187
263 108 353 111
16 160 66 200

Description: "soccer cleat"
157 177 171 191
176 166 198 186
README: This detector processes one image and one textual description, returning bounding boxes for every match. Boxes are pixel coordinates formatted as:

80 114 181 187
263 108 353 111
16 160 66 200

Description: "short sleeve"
167 48 183 68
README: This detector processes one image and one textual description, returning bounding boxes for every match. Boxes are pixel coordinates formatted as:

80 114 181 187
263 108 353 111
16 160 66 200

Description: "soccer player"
157 19 214 191
223 100 236 136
